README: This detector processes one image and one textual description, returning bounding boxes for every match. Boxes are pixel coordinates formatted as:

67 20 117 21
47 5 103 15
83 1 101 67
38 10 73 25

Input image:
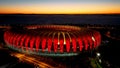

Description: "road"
10 53 56 68
0 43 60 68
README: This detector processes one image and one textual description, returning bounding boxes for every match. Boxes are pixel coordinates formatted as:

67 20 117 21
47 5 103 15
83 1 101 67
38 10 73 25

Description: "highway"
10 53 55 68
0 44 60 68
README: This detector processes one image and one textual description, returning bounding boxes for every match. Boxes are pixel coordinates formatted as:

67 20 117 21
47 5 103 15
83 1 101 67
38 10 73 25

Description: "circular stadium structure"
4 25 101 56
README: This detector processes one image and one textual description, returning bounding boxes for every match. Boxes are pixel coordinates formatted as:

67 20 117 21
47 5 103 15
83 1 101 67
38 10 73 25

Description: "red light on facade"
35 36 40 52
25 36 31 50
48 37 52 52
72 37 77 52
12 34 18 47
20 35 27 48
30 37 35 51
83 37 88 50
78 37 83 51
87 35 93 49
9 34 14 45
59 36 64 53
4 25 101 55
41 38 46 52
53 36 58 53
66 36 70 52
16 35 23 48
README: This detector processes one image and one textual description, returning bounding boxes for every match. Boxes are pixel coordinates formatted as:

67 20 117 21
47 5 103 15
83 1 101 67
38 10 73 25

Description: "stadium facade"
4 25 101 56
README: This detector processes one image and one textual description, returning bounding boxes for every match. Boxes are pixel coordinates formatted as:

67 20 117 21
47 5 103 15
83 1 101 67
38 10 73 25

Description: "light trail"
10 53 56 68
0 44 60 68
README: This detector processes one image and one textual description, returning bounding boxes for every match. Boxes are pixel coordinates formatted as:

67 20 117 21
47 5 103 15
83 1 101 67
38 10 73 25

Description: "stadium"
4 25 101 56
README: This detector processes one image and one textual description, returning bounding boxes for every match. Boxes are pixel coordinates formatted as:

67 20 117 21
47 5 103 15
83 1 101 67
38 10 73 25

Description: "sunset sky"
0 0 120 14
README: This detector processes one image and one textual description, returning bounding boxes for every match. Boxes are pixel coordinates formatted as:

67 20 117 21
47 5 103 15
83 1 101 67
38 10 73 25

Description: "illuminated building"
4 25 101 56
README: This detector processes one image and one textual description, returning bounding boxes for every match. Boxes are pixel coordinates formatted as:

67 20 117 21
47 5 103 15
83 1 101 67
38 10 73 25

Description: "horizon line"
0 13 120 15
